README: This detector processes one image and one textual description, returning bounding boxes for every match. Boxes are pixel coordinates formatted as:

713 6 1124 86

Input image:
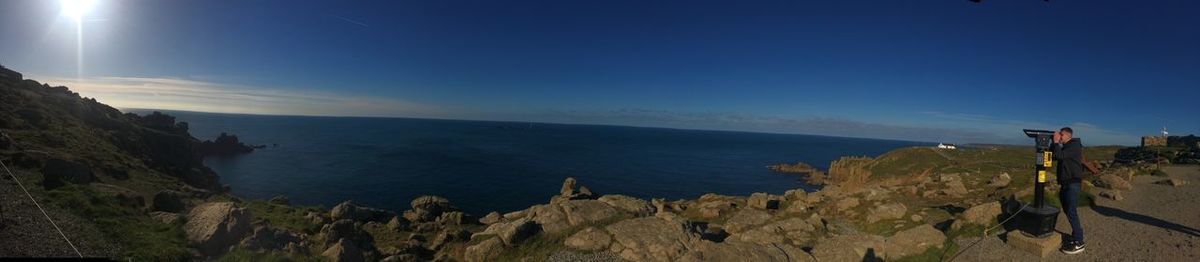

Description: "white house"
937 143 957 150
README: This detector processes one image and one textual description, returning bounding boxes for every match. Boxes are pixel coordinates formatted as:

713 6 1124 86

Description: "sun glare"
60 0 97 20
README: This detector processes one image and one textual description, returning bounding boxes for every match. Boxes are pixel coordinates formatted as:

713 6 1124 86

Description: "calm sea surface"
143 110 928 215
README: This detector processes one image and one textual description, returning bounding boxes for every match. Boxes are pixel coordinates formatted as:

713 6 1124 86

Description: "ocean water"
144 110 928 215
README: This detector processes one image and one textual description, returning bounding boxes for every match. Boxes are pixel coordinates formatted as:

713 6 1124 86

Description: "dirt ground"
951 164 1200 261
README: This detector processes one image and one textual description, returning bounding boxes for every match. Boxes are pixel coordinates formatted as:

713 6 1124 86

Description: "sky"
1 0 1197 145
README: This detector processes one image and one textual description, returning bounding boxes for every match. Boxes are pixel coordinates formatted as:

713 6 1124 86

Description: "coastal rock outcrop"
185 202 252 257
605 217 700 262
598 194 656 216
322 238 366 262
564 227 613 251
331 201 395 223
198 132 255 156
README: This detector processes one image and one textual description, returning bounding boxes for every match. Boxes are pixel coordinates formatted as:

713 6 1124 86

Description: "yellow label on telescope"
1038 170 1046 183
1043 151 1052 167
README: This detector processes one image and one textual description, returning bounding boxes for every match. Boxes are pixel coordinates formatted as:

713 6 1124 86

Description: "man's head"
1059 127 1073 142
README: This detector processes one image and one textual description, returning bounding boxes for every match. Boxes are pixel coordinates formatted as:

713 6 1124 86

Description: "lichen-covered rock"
747 193 781 210
810 234 887 262
1155 178 1187 187
605 217 699 262
240 225 308 253
723 208 772 234
464 237 503 262
961 202 1001 226
529 204 571 234
331 200 395 223
883 224 945 259
479 211 502 225
835 197 860 212
561 200 619 226
598 194 655 216
564 227 613 251
185 202 252 257
867 202 907 223
988 173 1012 187
322 238 365 262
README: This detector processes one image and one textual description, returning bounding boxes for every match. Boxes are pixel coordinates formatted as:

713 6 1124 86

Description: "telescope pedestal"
1016 204 1059 238
1006 229 1061 258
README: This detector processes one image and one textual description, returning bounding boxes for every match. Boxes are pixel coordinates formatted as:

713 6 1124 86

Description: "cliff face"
0 73 221 191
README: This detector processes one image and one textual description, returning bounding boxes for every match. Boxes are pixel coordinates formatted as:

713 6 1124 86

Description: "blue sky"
1 0 1197 145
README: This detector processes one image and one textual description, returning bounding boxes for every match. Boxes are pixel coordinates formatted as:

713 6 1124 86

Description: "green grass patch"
47 185 190 261
245 200 324 235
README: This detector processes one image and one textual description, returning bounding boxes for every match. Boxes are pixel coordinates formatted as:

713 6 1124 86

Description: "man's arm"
1061 139 1083 163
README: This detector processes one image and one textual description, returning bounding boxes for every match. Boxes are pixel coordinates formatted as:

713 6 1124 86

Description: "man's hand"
1053 131 1062 143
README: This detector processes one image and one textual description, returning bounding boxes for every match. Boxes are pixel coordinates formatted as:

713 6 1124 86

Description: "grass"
46 184 191 261
245 200 324 235
493 213 631 261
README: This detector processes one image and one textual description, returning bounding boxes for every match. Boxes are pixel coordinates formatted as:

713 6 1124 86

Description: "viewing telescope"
1015 129 1061 237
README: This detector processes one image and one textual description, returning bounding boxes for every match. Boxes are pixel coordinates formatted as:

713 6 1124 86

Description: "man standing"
1053 127 1085 254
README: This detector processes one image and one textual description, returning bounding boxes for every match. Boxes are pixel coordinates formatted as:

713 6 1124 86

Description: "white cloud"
31 75 444 118
922 111 1138 146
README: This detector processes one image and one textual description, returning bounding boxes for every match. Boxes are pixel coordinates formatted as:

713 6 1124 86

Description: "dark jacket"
1052 138 1084 183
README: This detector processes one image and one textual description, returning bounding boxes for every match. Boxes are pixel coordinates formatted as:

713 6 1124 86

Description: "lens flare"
61 0 97 20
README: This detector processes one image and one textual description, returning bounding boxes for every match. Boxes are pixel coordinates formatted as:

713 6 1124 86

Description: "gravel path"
951 165 1200 261
0 164 118 258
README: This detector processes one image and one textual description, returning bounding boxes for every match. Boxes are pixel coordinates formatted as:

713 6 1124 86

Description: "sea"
139 110 929 215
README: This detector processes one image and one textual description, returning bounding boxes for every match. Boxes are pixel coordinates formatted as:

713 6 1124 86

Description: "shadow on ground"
1091 205 1200 237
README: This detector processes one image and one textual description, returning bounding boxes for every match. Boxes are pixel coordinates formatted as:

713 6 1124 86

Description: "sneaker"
1061 240 1085 254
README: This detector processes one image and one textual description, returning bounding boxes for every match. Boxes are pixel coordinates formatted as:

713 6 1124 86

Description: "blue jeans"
1059 181 1084 243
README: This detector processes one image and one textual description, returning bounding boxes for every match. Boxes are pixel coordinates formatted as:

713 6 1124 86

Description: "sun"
60 0 97 20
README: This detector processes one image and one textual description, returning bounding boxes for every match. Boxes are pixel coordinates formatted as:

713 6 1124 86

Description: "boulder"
723 208 772 234
529 204 571 234
835 197 860 212
784 199 808 214
185 202 253 257
746 193 781 210
1096 174 1133 191
867 202 907 223
496 216 540 245
240 225 307 253
679 240 809 262
560 177 578 196
322 238 365 262
464 237 504 262
437 211 466 225
810 234 887 262
319 219 371 247
479 211 502 225
410 195 452 216
605 217 700 262
331 201 395 223
41 158 95 189
1155 178 1187 187
151 190 185 213
783 189 808 201
269 195 291 205
883 224 945 259
988 173 1012 187
564 227 613 251
961 202 1001 226
942 180 968 196
560 200 619 226
387 216 410 231
598 194 656 216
